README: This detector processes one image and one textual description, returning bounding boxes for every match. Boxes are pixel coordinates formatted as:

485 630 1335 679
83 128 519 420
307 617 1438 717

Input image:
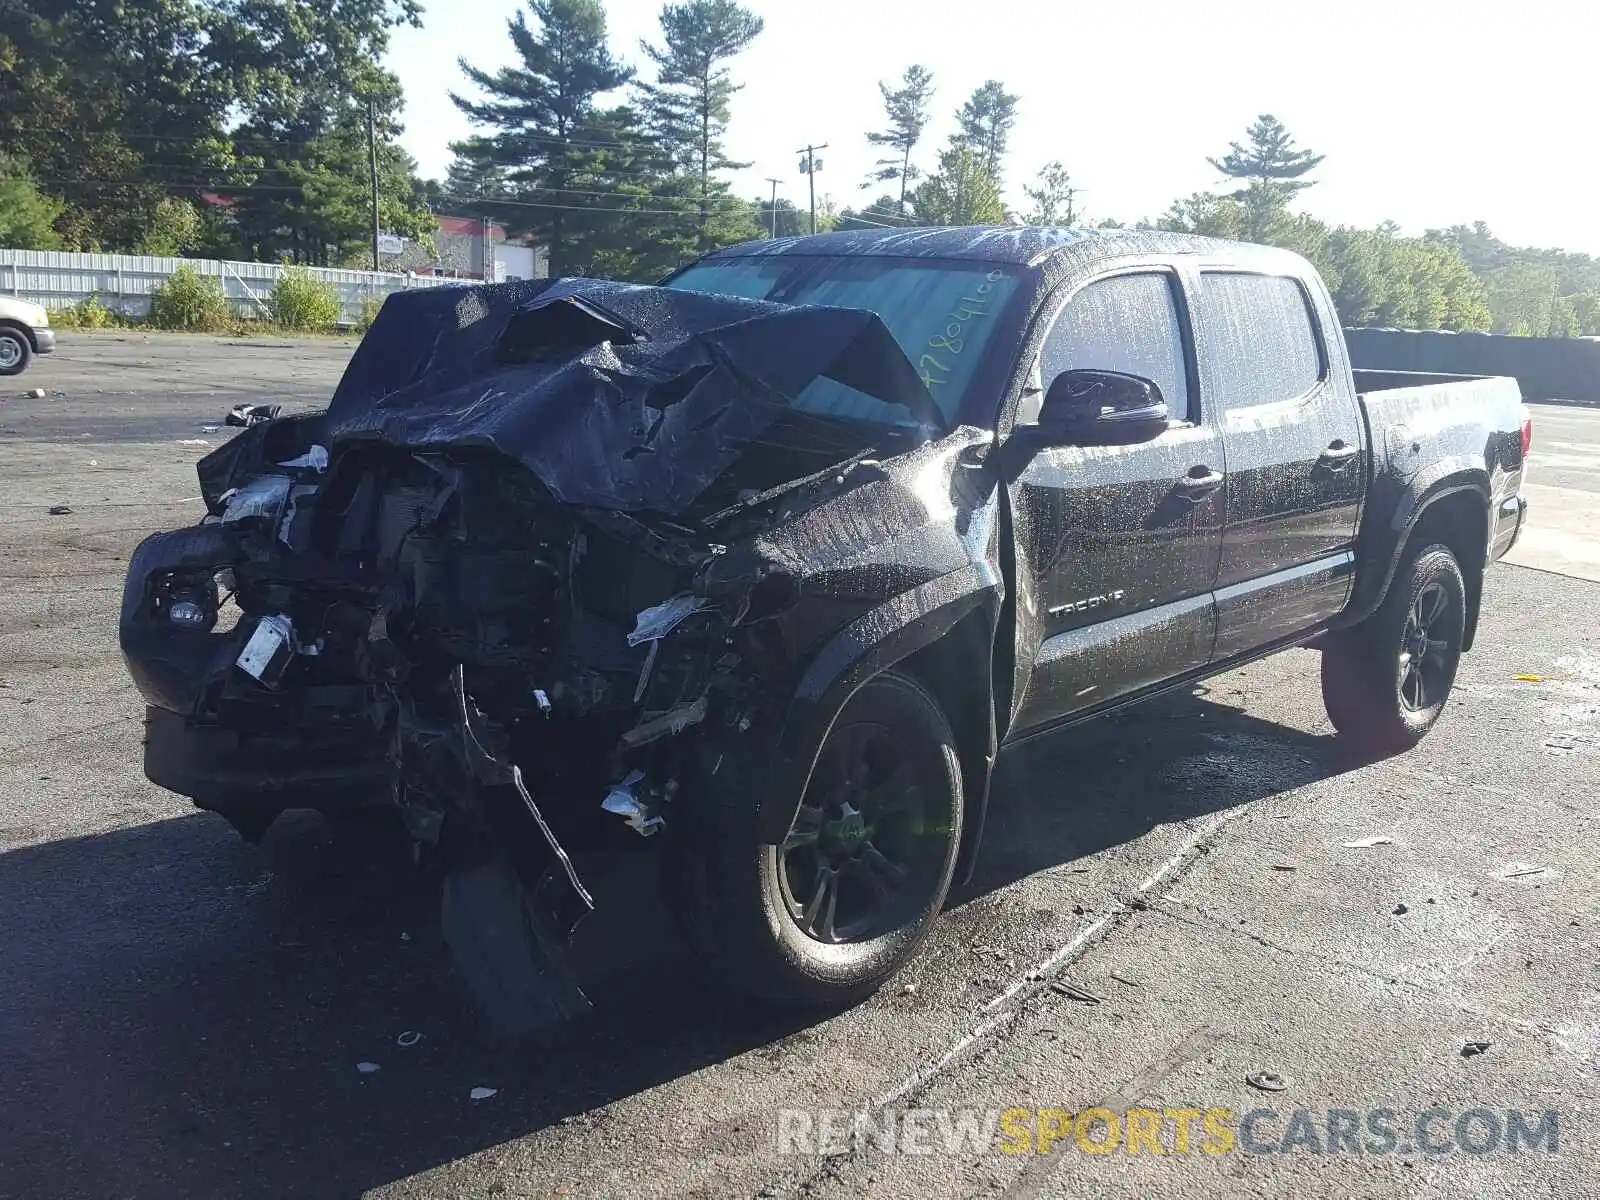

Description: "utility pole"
482 216 492 283
366 98 380 272
796 143 828 235
764 177 783 238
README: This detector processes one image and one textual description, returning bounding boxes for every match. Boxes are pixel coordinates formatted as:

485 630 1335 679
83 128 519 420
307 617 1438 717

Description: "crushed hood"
317 278 943 517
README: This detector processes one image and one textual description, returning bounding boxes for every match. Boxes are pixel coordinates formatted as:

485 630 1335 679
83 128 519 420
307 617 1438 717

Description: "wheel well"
893 607 997 881
0 319 35 351
1405 489 1488 651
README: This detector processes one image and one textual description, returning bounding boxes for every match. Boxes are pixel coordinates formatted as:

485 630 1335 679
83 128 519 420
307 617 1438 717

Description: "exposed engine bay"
119 277 988 1032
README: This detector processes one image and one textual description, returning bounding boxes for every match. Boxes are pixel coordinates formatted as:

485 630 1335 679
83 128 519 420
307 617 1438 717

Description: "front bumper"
122 524 393 811
33 327 55 354
142 703 391 812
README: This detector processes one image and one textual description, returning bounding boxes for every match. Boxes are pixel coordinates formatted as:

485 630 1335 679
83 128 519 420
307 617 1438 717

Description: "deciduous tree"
1022 162 1078 226
911 142 1003 226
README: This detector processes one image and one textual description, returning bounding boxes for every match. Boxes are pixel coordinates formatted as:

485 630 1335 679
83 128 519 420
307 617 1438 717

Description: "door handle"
1319 440 1360 468
1174 467 1224 500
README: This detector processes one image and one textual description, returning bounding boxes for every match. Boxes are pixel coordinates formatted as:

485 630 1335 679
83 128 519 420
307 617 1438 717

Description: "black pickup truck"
120 227 1530 1030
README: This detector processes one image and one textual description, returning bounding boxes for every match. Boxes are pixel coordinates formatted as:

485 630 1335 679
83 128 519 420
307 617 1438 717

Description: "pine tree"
1208 114 1324 198
864 65 934 210
955 80 1019 185
453 0 633 275
638 0 764 251
443 138 514 202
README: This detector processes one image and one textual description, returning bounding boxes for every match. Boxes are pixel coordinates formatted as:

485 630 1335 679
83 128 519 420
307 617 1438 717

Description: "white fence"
0 250 455 325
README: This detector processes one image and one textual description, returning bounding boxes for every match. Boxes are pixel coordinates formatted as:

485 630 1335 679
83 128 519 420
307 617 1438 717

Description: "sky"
387 0 1600 254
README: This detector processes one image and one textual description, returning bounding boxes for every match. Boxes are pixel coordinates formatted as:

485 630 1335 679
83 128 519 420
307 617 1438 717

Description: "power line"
67 154 709 186
16 124 653 154
45 181 755 217
843 212 909 229
853 200 917 224
30 172 763 214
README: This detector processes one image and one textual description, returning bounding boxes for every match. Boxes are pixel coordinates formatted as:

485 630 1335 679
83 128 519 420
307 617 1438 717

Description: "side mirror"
1037 370 1169 445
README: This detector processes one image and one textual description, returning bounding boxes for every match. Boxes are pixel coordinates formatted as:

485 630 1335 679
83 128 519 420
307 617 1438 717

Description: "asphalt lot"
2 332 1599 1199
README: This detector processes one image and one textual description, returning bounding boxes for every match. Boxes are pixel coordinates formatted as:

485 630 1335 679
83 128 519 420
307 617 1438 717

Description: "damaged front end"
121 278 997 1032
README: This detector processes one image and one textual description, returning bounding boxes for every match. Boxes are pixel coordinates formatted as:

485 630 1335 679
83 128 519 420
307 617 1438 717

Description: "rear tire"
0 326 31 376
671 670 963 1006
1321 543 1465 756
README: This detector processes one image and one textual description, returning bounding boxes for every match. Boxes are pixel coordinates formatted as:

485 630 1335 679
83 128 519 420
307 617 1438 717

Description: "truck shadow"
963 680 1355 900
0 685 1363 1199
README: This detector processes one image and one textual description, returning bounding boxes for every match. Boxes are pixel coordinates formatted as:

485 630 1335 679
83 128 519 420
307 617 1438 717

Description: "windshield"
667 256 1021 425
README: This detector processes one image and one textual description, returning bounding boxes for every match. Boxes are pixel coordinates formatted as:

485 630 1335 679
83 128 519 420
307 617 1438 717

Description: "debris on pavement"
1393 902 1410 915
396 1030 422 1048
356 1061 381 1075
1501 864 1548 879
1108 973 1141 988
24 387 44 398
176 439 210 447
902 982 918 996
225 402 282 427
1246 1070 1289 1092
1271 864 1297 872
47 504 71 515
1461 1041 1491 1058
1344 835 1394 848
1513 674 1547 683
1050 981 1102 1004
469 1087 499 1102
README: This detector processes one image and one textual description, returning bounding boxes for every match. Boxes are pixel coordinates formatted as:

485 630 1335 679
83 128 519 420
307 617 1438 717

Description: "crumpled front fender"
752 562 1003 845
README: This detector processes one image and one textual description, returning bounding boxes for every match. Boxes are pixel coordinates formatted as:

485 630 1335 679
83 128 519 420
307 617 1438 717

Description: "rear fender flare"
1347 461 1489 629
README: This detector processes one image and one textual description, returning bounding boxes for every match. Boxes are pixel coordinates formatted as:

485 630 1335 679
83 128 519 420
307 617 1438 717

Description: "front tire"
672 670 963 1006
1321 543 1466 755
0 326 32 376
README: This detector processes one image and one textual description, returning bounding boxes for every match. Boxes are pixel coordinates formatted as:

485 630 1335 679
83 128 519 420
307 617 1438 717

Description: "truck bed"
1345 368 1529 636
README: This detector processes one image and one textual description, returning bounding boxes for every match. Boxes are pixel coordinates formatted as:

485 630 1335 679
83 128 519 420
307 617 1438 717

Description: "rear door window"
1197 273 1324 409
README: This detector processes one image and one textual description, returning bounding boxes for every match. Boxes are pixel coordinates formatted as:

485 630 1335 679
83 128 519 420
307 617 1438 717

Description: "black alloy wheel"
1398 580 1455 712
670 669 964 1006
778 713 948 946
1321 543 1465 756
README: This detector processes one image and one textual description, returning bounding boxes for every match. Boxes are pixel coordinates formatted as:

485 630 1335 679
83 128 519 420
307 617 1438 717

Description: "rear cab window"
1196 273 1326 410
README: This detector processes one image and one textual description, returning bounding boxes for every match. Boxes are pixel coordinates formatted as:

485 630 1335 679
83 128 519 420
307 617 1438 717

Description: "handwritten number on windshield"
919 271 1006 393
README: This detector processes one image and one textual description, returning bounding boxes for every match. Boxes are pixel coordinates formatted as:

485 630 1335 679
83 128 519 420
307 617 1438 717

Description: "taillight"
1522 410 1533 458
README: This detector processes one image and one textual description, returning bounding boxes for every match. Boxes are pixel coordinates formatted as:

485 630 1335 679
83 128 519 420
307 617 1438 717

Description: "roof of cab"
699 225 1232 269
